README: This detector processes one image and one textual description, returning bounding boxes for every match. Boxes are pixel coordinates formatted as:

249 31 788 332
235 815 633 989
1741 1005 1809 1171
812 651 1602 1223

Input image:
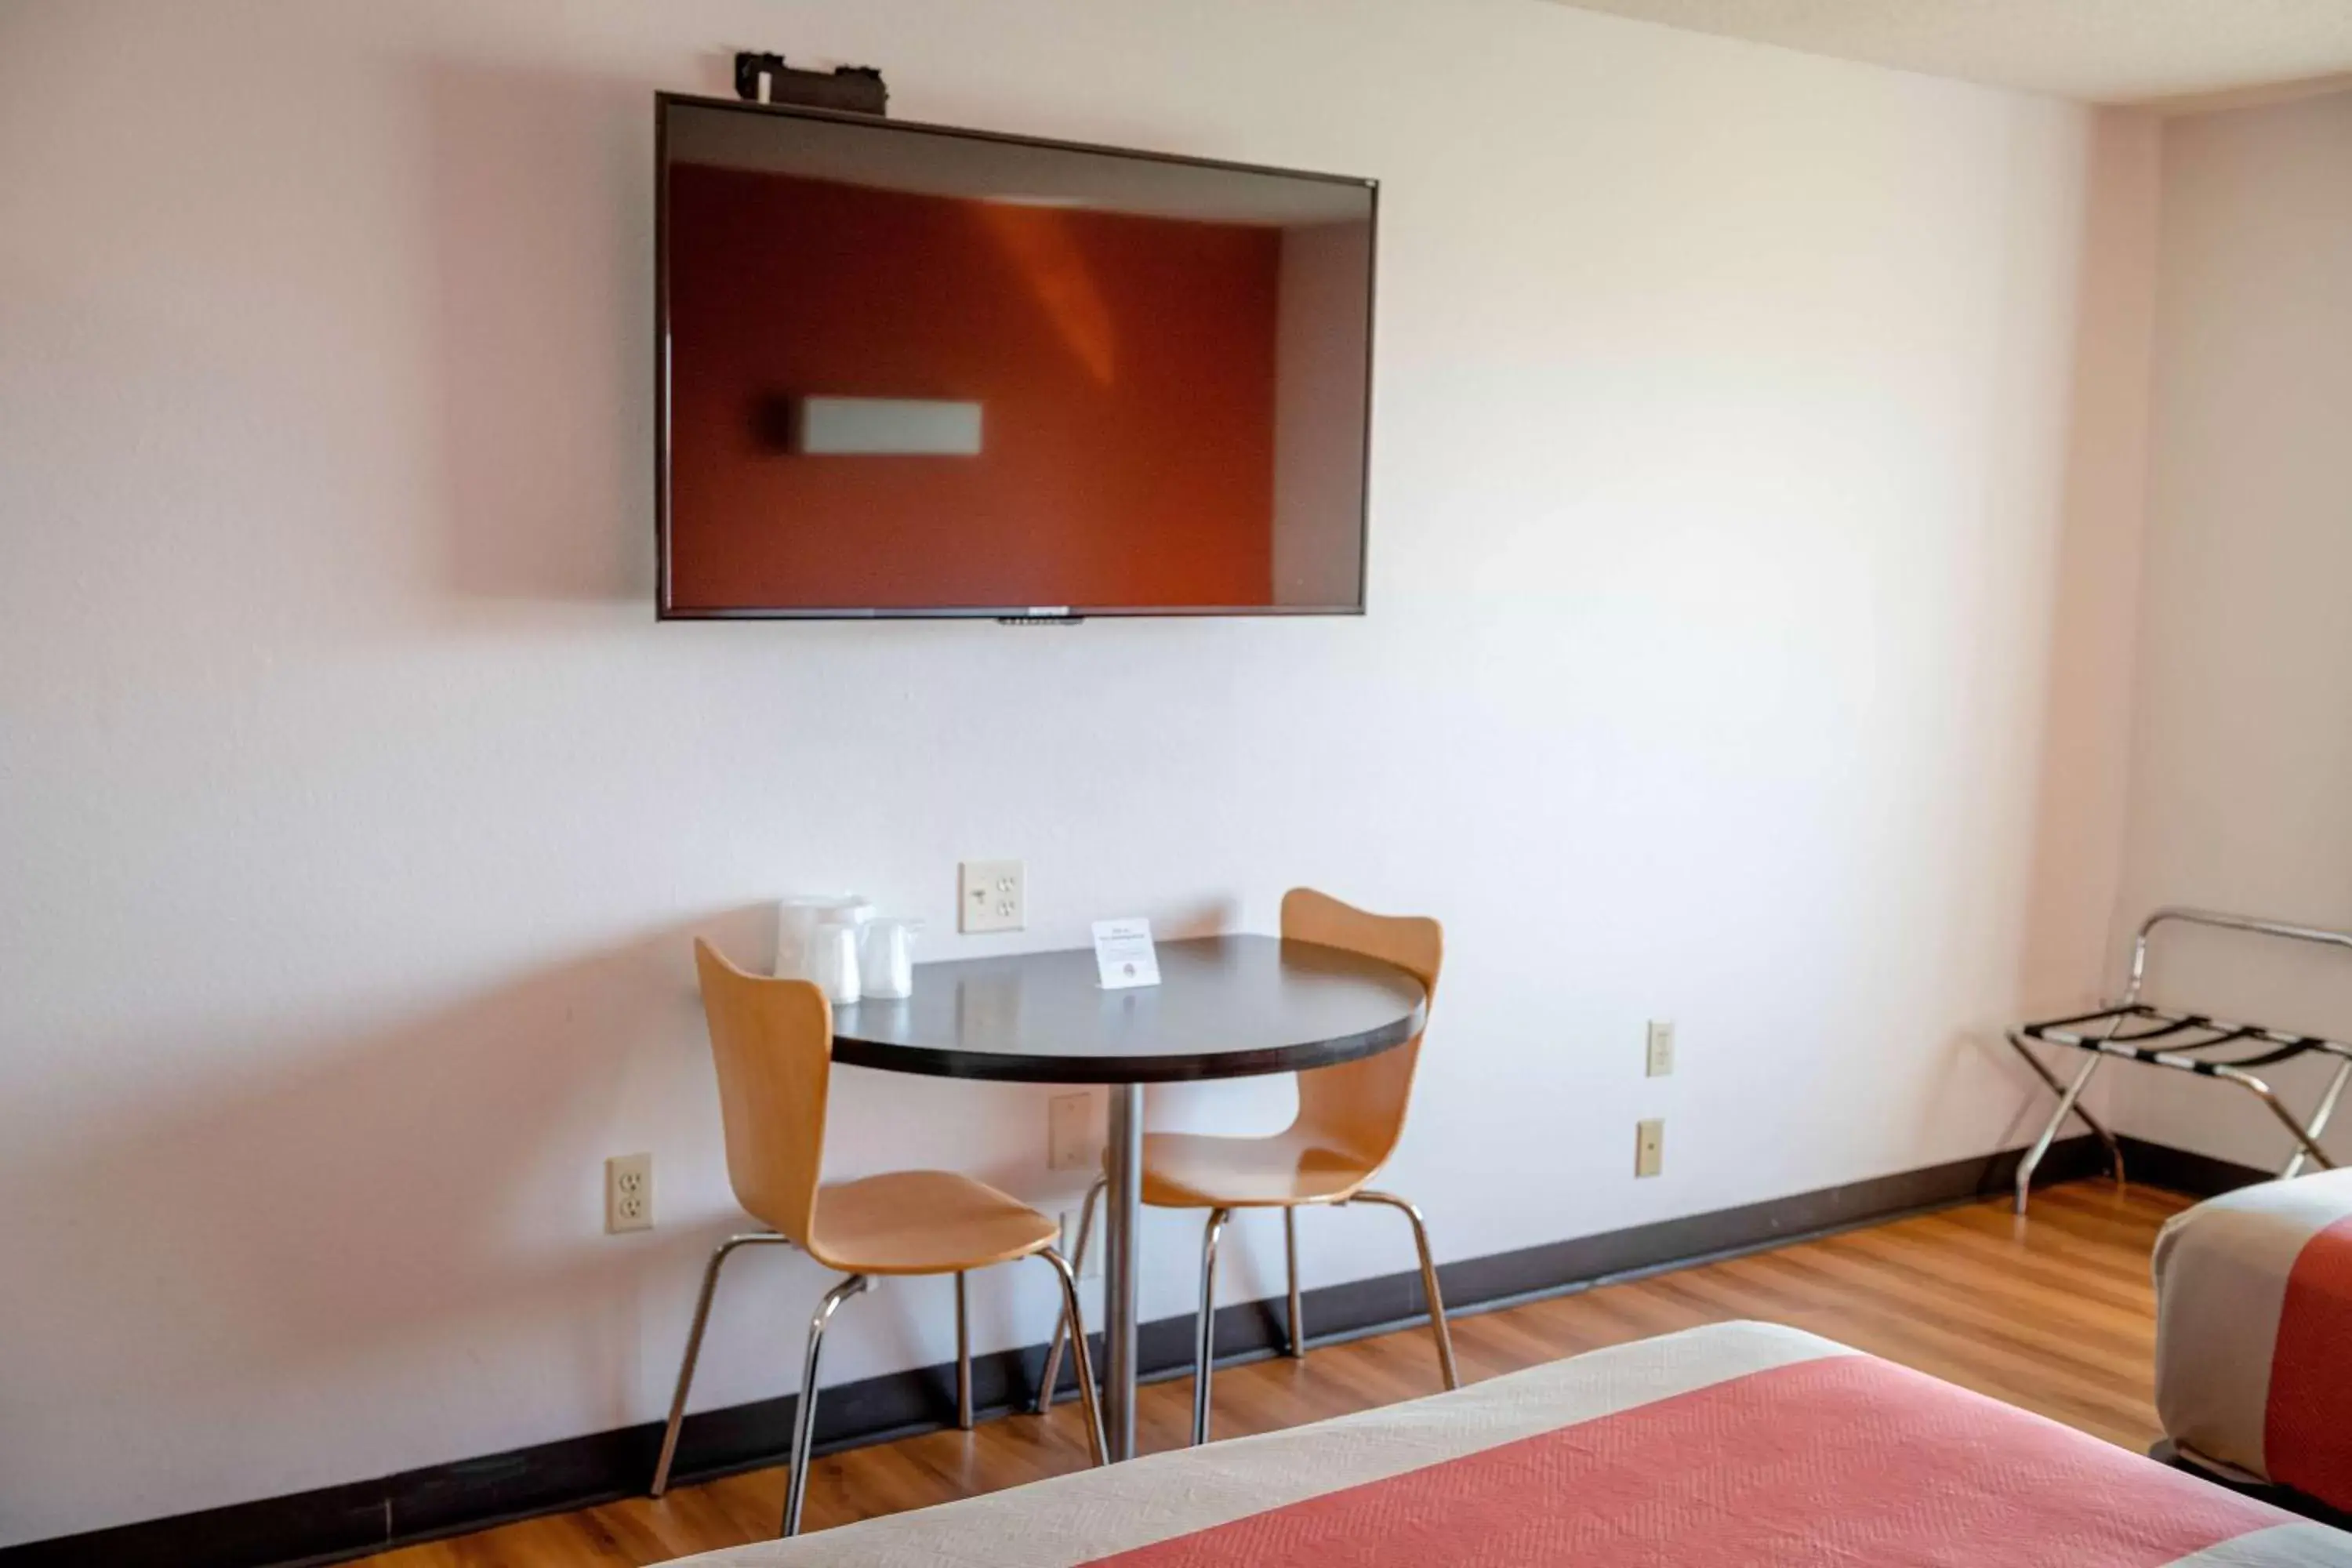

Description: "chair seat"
1141 1128 1377 1209
807 1171 1058 1276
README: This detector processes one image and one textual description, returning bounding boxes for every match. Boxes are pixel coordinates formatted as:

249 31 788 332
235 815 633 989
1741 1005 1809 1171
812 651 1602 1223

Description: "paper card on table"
1092 918 1161 990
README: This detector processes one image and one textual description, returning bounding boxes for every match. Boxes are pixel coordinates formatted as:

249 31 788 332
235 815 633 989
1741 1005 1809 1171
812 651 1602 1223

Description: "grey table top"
831 933 1426 1083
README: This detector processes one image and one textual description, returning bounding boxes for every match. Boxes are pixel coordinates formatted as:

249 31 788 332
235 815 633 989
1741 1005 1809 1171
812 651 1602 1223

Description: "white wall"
0 0 2141 1544
2108 91 2352 1170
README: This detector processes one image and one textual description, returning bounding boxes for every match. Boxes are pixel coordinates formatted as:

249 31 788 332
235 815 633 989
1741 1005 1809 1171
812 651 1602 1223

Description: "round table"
832 932 1427 1460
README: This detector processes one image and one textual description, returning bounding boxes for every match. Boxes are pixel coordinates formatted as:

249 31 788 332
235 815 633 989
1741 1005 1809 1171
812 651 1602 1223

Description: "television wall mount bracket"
733 53 887 115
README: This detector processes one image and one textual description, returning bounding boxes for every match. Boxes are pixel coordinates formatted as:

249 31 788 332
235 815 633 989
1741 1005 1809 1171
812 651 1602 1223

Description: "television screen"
657 96 1377 619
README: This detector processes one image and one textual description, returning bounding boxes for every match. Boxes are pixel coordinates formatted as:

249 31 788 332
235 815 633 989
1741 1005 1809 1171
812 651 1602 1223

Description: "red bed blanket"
688 1320 2348 1566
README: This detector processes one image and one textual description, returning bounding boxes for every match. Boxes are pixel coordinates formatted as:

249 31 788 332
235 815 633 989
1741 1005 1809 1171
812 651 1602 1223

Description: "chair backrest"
693 938 832 1246
1283 887 1443 1172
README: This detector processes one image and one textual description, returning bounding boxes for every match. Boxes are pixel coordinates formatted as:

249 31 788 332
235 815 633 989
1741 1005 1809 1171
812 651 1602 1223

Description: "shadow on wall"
420 58 666 606
2011 111 2159 1017
0 905 809 1441
1157 899 1241 942
1970 1030 2063 1152
1893 113 2157 1147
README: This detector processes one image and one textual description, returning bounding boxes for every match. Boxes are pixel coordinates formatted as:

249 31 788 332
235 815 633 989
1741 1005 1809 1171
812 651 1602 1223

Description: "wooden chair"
651 939 1105 1537
1038 888 1457 1444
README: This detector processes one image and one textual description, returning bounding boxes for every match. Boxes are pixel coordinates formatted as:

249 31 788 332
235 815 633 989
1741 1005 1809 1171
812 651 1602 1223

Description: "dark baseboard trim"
0 1132 2166 1568
2114 1134 2274 1199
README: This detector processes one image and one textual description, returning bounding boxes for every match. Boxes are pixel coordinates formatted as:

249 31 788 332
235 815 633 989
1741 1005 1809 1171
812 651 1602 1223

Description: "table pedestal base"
1102 1082 1145 1461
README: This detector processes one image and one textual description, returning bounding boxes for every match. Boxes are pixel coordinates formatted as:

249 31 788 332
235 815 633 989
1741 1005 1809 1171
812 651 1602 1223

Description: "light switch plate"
959 859 1025 933
1646 1019 1676 1078
1635 1120 1664 1178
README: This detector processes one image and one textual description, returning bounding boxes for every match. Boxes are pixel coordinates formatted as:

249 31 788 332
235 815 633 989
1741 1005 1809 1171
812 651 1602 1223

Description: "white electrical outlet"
606 1152 653 1233
1646 1019 1676 1078
1635 1119 1664 1178
1048 1091 1095 1171
958 859 1025 934
1061 1208 1102 1279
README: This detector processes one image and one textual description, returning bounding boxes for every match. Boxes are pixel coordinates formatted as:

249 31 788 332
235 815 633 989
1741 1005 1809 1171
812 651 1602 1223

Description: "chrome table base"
1103 1082 1145 1461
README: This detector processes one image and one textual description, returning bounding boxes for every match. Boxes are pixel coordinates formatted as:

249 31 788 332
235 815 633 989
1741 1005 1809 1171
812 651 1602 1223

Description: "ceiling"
1544 0 2352 107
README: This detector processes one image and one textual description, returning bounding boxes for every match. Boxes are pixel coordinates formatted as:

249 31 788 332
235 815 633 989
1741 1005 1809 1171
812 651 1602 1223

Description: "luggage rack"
2009 907 2352 1214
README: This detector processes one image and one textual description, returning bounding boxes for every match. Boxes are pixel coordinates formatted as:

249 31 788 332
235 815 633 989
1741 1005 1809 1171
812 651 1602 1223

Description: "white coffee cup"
775 894 870 979
858 917 922 1000
805 917 863 1007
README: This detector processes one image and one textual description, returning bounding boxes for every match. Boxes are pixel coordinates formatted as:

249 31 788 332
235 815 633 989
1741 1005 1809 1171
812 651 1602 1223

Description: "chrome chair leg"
782 1273 871 1538
651 1232 791 1497
2013 1050 2105 1215
2285 1056 2352 1178
1351 1190 1457 1390
1192 1207 1232 1446
1037 1248 1109 1465
1036 1174 1105 1413
1283 1208 1305 1359
954 1271 975 1430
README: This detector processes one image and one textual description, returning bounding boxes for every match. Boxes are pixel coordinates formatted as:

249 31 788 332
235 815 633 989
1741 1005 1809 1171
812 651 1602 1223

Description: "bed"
2158 1169 2352 1517
680 1319 2348 1566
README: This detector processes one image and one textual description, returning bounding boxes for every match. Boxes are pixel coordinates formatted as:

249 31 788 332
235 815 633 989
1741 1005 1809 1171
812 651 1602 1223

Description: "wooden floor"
366 1179 2187 1566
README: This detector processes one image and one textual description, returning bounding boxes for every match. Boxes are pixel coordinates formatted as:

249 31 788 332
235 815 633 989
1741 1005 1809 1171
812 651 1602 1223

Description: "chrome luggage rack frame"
2009 907 2352 1214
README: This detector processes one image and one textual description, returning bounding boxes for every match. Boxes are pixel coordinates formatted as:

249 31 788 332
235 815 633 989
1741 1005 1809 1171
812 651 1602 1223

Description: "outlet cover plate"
959 859 1025 934
1635 1120 1664 1178
1047 1091 1095 1171
606 1152 653 1233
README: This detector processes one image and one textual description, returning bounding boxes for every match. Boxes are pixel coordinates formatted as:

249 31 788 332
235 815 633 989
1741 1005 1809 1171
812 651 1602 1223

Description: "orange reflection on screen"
662 162 1283 611
973 202 1118 386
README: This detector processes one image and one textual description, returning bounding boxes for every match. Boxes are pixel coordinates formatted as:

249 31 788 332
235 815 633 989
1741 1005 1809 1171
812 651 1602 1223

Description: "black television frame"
654 93 1379 622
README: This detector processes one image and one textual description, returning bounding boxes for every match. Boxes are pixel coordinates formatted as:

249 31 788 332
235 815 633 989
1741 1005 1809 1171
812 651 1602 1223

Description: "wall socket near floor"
1635 1120 1665 1178
606 1152 653 1233
1645 1018 1676 1077
1047 1091 1095 1171
1060 1208 1102 1278
959 859 1025 934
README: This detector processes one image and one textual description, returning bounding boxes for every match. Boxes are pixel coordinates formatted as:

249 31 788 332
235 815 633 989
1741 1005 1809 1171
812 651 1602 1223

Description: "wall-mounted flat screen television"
657 95 1377 619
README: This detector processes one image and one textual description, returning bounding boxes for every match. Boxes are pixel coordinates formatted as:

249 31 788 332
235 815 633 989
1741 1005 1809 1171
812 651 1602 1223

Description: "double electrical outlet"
959 859 1025 934
606 1152 653 1233
1047 1091 1095 1171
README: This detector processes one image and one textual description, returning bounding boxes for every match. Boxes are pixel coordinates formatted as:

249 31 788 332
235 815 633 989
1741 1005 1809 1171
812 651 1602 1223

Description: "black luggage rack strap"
2017 1004 2350 1076
2006 908 2352 1214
